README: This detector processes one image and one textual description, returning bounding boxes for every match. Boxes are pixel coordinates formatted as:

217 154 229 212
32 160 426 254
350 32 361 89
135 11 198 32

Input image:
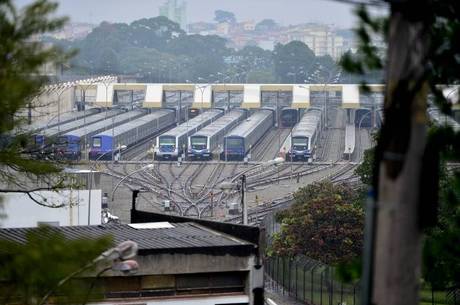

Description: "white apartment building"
286 25 346 60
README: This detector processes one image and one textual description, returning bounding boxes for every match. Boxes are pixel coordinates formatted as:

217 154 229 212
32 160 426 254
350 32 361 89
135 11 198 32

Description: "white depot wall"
1 189 102 228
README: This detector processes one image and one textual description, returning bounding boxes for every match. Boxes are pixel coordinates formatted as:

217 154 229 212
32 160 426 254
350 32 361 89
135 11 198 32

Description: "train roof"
60 110 147 138
159 109 223 138
18 108 101 133
40 110 122 138
191 109 246 138
291 109 322 138
95 109 175 137
225 109 273 138
428 107 460 131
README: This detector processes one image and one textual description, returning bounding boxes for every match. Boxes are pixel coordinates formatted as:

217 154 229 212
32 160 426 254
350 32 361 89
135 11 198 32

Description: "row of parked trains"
23 106 323 162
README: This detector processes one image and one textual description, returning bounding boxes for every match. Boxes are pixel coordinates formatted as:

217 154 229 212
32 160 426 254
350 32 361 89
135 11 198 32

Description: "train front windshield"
57 136 68 145
92 137 102 148
191 136 207 150
226 138 243 149
159 136 176 150
292 137 308 151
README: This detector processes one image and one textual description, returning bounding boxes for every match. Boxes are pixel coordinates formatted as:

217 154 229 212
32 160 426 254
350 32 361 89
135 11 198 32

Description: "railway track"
251 128 290 161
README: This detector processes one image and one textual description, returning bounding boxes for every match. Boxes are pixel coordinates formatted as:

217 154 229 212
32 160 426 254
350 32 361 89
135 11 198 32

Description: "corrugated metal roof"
0 222 253 251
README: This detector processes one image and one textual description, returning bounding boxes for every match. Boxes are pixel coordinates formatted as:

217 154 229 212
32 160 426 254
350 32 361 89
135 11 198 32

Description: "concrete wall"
90 294 249 305
134 252 254 276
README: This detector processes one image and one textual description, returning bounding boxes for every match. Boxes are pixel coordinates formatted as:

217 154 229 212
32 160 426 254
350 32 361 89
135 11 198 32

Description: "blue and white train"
155 109 224 161
89 109 176 160
222 109 274 161
187 109 247 160
55 110 147 160
286 108 322 161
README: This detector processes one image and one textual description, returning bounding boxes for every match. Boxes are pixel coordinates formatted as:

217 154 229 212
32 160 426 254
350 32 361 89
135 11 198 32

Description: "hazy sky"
14 0 371 29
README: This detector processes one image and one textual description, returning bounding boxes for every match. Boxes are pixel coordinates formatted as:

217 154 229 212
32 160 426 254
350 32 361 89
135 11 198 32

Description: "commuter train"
155 109 224 161
187 109 247 160
222 109 274 161
428 107 460 132
33 109 122 149
89 109 176 160
285 108 322 161
280 108 299 128
55 110 147 160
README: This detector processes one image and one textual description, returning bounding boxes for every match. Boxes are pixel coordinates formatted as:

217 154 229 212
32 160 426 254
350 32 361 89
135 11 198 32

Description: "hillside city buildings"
189 21 356 60
159 0 188 30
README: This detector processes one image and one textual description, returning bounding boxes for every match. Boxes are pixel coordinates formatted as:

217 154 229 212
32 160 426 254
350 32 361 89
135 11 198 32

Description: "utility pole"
369 1 430 305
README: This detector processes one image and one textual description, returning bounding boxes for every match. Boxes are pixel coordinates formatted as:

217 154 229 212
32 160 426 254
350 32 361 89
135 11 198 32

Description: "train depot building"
0 208 264 305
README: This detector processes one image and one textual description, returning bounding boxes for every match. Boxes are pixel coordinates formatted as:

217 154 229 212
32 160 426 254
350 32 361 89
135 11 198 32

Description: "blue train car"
280 108 298 128
55 110 147 160
287 108 322 161
222 109 274 161
155 109 224 161
33 109 122 150
187 109 247 160
89 109 176 160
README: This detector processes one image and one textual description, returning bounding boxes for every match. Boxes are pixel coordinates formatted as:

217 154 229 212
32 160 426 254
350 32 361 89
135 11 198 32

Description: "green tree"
255 19 278 32
0 226 112 305
341 2 460 304
273 41 316 83
271 181 364 265
214 10 236 24
0 0 75 195
0 1 121 303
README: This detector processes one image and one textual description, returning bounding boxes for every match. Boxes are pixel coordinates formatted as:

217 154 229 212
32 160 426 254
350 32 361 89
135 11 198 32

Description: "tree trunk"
372 1 430 305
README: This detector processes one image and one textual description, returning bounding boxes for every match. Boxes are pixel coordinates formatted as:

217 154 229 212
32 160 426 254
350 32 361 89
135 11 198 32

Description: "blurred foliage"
273 41 316 83
0 2 115 301
255 19 279 32
341 2 460 290
0 226 113 305
270 181 364 265
0 0 76 189
214 10 236 24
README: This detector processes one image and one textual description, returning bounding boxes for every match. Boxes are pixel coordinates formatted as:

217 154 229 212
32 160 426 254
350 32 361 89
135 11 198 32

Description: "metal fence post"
320 270 323 305
341 282 344 305
330 268 333 305
288 259 292 296
295 263 299 299
303 265 307 302
311 266 315 303
353 284 356 305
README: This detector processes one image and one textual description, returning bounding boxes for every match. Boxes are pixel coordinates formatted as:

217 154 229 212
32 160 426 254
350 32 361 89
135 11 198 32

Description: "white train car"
187 109 247 160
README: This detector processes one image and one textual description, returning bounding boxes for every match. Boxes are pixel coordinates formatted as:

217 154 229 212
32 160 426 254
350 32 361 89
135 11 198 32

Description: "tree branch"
0 188 66 208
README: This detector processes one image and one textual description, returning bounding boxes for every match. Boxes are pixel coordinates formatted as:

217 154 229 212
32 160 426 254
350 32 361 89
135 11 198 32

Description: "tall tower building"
159 0 187 30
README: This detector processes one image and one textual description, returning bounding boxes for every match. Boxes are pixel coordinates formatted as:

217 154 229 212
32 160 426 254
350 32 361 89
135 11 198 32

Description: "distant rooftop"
0 222 254 254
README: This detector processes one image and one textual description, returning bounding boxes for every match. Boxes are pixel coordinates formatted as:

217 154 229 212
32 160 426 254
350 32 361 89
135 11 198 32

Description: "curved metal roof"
191 109 246 138
225 110 272 138
41 110 122 138
96 109 175 137
428 107 460 131
62 110 147 138
291 109 322 138
159 109 223 138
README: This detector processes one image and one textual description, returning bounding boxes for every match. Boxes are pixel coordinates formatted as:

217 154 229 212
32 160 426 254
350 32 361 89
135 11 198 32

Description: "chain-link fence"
265 255 360 305
262 212 459 305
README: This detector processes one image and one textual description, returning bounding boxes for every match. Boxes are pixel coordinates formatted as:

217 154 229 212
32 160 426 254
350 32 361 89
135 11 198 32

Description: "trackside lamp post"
219 174 247 225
